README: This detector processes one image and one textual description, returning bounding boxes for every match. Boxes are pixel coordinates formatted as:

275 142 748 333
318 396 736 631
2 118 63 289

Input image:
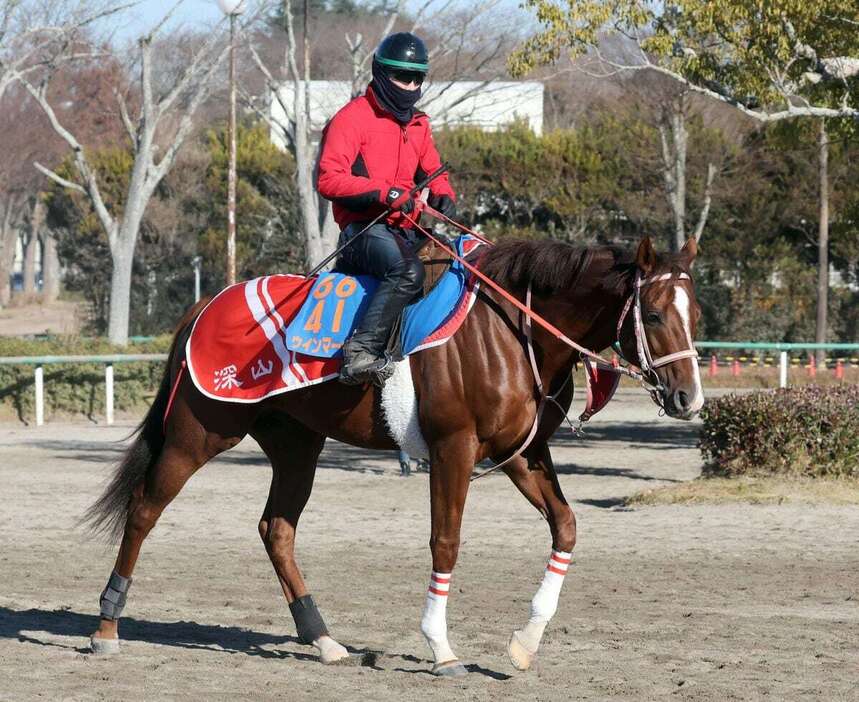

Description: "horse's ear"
680 237 698 268
635 236 657 275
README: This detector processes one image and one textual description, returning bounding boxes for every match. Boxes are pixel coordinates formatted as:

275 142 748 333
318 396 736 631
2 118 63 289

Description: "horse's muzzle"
665 388 701 421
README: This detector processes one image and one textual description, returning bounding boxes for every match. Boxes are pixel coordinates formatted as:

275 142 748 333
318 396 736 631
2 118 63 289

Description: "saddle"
418 236 455 294
417 232 484 296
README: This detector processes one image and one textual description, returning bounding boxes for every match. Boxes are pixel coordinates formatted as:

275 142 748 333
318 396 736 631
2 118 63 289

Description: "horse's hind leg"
251 413 350 664
503 447 576 671
90 387 248 654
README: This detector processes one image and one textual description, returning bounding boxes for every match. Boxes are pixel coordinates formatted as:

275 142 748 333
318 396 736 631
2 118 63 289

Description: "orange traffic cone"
709 354 718 377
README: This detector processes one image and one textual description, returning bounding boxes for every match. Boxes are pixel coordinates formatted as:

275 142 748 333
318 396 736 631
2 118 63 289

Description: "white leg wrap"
517 550 571 653
420 571 457 664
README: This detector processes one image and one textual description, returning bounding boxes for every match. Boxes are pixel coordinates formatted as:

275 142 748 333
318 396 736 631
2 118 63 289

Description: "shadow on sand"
0 607 510 678
20 416 699 481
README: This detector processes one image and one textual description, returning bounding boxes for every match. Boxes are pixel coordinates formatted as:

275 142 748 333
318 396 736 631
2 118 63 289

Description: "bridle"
614 271 699 406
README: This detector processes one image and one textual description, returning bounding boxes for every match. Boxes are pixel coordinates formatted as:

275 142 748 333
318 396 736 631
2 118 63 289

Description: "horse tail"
82 298 210 542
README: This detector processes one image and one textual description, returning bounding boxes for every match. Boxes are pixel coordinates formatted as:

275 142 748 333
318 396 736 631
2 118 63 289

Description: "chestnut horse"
85 236 703 675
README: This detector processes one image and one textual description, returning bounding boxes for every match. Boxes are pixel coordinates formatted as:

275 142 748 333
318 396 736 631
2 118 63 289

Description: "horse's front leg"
504 445 576 671
421 431 475 677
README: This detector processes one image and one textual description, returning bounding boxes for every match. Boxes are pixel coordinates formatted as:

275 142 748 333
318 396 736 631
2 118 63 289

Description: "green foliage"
647 1 859 110
512 1 859 117
436 118 645 241
700 385 859 478
510 0 651 76
199 122 303 288
44 147 133 329
0 336 171 422
434 117 859 343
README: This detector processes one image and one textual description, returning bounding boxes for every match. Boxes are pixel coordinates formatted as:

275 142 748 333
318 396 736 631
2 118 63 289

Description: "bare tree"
248 0 341 267
0 0 131 101
656 90 718 252
18 3 242 345
0 0 132 304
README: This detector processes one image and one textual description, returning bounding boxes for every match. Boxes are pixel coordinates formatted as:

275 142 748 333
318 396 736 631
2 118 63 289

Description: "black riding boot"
336 223 425 386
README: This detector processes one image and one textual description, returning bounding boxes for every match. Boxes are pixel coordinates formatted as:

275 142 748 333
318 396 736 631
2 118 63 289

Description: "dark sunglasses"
390 70 425 86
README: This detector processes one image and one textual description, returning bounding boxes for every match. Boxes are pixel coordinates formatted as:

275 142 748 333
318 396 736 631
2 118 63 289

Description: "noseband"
615 271 699 400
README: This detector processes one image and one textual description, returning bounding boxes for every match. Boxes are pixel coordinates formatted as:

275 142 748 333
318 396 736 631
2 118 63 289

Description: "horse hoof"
315 636 350 664
432 660 468 677
90 635 120 656
507 631 535 671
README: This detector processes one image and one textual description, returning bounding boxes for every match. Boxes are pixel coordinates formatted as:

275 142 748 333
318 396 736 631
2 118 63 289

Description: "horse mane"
478 238 637 297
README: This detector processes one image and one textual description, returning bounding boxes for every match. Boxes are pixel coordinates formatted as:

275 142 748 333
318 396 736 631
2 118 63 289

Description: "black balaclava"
370 58 422 124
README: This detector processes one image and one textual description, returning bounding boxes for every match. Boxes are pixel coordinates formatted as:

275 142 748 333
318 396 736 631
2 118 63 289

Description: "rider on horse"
316 32 456 386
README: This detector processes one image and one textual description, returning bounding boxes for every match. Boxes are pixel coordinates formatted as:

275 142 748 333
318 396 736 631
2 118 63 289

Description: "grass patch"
628 476 859 506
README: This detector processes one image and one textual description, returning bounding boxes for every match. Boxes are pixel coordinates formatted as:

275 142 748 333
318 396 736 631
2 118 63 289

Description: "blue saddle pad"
285 235 478 358
399 236 476 354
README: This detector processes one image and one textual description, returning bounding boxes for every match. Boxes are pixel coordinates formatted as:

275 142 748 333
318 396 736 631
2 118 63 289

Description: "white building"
269 80 544 150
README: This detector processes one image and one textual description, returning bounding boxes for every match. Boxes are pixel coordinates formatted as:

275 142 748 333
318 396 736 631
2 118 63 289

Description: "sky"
113 0 230 41
111 0 530 42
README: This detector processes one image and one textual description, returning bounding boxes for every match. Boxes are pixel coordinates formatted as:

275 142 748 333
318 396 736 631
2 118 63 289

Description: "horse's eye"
645 311 662 325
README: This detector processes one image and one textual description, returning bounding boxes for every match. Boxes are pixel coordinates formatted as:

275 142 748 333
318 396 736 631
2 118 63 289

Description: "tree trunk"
21 233 37 295
296 0 328 268
108 199 147 345
671 98 688 253
108 244 134 345
320 196 339 252
691 163 717 244
42 230 61 302
22 200 45 295
0 204 16 307
815 119 829 366
658 95 688 253
296 121 325 267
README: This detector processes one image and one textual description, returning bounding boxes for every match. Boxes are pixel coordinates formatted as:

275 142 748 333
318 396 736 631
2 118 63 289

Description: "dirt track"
1 391 857 701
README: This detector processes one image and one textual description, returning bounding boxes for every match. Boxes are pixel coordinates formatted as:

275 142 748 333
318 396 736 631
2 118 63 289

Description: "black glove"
385 187 416 215
429 193 456 220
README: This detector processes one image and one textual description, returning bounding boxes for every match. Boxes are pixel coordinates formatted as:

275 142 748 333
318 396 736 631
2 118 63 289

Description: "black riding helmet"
374 32 429 74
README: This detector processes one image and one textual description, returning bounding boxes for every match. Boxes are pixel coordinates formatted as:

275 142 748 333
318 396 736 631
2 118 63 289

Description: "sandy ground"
0 391 857 701
0 299 81 337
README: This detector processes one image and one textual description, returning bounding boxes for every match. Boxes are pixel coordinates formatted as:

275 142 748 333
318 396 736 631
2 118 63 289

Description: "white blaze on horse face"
673 286 705 412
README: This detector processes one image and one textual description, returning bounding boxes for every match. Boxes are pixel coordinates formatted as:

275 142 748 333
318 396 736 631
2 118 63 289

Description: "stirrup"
370 357 395 387
339 351 392 386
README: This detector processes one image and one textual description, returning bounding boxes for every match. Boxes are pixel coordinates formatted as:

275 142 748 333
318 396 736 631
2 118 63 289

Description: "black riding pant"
335 222 425 355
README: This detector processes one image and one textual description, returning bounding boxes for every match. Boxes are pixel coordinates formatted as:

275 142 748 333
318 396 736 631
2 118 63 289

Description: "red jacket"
316 86 455 230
